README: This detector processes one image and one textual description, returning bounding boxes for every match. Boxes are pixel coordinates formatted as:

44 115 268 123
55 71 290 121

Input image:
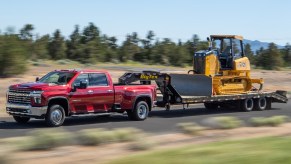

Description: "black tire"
241 98 254 112
254 97 267 111
45 104 65 127
204 102 218 110
13 116 30 124
131 101 149 121
266 98 272 110
126 110 134 120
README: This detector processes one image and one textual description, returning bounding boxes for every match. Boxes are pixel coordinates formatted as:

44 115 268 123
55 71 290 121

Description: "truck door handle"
107 90 113 93
88 90 93 93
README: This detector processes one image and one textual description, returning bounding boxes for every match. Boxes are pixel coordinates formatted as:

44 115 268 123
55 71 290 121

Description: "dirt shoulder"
3 123 291 164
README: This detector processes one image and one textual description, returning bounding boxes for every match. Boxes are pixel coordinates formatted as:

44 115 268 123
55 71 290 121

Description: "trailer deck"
180 91 288 104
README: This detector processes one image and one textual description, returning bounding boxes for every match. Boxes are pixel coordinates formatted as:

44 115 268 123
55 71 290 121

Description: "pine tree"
66 25 81 60
244 43 254 62
34 34 50 59
256 43 283 69
0 34 27 76
48 29 66 60
282 43 291 66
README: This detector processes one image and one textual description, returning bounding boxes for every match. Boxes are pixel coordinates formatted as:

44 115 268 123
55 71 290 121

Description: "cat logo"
140 74 158 80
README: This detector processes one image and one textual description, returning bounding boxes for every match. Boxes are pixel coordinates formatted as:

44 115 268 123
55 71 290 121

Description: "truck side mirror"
71 81 88 92
36 77 39 82
79 81 88 89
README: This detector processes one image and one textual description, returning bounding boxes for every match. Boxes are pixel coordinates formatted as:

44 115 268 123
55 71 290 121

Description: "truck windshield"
38 72 76 85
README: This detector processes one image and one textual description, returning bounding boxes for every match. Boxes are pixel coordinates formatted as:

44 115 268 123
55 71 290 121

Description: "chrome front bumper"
6 103 47 117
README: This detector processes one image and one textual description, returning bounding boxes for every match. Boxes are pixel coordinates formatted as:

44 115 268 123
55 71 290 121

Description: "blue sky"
1 0 290 45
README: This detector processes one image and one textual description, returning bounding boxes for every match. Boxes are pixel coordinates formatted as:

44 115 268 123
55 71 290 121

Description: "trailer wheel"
254 97 267 111
131 101 149 121
13 116 30 124
241 98 254 112
45 104 65 127
204 102 218 110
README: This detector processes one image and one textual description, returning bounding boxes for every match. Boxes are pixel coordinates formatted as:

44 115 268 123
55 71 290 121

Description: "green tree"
244 43 254 62
19 24 35 59
66 25 81 60
33 34 50 59
19 24 34 40
119 33 141 62
103 36 118 62
0 34 27 76
81 22 100 44
256 43 283 69
140 30 155 62
282 43 291 66
48 29 66 60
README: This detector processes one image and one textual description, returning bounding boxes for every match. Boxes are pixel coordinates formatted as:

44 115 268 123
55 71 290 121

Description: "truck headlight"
30 91 44 104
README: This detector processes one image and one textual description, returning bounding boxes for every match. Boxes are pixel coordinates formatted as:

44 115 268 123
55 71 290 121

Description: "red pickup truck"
6 69 157 127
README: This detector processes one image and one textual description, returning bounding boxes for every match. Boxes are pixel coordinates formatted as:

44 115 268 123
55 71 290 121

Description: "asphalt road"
0 101 290 139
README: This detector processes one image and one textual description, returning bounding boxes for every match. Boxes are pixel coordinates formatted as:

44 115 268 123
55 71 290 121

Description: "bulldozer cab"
210 35 245 69
192 35 246 76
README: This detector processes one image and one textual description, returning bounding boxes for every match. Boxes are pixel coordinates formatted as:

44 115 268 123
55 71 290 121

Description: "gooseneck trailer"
119 71 288 112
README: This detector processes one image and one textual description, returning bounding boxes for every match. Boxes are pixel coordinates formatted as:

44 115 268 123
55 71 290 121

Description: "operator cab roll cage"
209 35 245 70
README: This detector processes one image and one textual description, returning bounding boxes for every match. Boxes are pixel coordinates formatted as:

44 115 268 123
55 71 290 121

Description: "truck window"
89 73 108 86
72 73 89 87
39 72 76 85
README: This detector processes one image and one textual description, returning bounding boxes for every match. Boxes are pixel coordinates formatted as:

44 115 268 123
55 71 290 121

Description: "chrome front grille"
9 89 31 94
8 89 31 104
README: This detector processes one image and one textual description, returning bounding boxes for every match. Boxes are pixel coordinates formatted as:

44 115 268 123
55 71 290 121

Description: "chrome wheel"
50 109 63 125
46 104 65 127
137 104 147 119
131 101 149 121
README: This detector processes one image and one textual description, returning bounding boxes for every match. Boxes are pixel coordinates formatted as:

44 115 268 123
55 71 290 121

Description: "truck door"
69 73 114 113
69 73 91 113
88 73 114 112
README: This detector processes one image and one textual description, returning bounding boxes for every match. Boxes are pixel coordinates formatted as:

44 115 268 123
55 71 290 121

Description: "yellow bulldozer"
189 35 263 95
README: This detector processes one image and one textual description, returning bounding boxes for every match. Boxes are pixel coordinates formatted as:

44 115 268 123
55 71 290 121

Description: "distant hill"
244 39 284 53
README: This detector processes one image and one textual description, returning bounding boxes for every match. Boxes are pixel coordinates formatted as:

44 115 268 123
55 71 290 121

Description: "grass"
202 116 243 129
16 129 72 150
176 122 205 135
249 116 289 127
109 136 291 164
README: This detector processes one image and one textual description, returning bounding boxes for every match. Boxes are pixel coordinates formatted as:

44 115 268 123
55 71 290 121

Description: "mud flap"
169 74 213 96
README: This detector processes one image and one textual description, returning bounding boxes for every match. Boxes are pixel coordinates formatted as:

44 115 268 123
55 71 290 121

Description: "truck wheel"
13 116 30 124
132 101 149 121
241 98 254 112
45 104 65 127
204 102 218 110
254 97 267 111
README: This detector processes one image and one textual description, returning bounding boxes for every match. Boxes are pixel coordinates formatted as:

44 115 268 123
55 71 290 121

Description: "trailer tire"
266 98 272 109
204 102 218 110
45 104 65 127
13 116 30 124
254 97 267 111
132 101 149 121
241 98 254 112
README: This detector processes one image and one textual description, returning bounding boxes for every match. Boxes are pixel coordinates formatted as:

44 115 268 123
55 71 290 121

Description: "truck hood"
10 82 68 91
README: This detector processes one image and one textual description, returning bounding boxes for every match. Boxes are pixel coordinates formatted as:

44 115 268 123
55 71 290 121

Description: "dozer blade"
169 74 213 96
